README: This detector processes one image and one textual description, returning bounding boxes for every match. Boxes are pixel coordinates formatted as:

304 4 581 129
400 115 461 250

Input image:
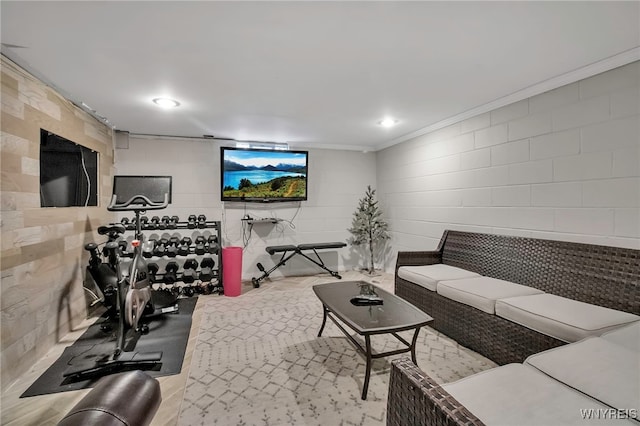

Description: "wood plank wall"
1 56 116 391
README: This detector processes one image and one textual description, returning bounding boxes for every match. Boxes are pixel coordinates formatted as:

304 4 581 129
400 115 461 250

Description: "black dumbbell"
121 217 134 230
187 215 197 229
166 237 180 257
207 235 220 254
164 261 179 284
143 239 156 258
120 216 134 230
149 216 160 230
209 282 223 295
143 216 153 230
197 214 207 229
178 237 192 256
171 285 182 297
154 215 167 230
194 236 206 255
128 216 138 231
118 240 128 256
161 216 171 229
154 238 168 256
197 283 211 295
183 286 195 297
147 262 159 283
182 259 199 283
169 216 179 229
200 257 215 281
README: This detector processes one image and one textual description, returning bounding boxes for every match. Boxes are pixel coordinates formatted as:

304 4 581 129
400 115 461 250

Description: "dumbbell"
139 216 150 230
143 239 156 258
161 216 171 229
149 216 160 230
147 262 159 283
118 240 128 256
169 216 179 229
199 282 214 295
199 257 215 281
206 282 222 295
187 215 197 229
195 282 210 295
183 286 195 297
178 237 192 256
153 215 166 230
153 238 168 256
207 235 220 254
182 259 199 284
166 237 180 257
164 261 179 284
197 214 207 229
121 217 135 231
194 236 206 255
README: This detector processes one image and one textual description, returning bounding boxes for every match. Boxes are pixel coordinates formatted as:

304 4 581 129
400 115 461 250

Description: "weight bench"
252 242 347 287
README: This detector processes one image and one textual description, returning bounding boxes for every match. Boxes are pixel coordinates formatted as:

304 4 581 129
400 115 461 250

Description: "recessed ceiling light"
152 97 180 108
378 118 398 127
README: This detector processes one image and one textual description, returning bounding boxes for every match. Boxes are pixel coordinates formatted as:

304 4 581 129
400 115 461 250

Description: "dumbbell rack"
113 217 223 296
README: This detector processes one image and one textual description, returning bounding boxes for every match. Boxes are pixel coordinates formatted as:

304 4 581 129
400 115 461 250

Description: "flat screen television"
112 175 172 205
221 147 308 202
40 129 98 207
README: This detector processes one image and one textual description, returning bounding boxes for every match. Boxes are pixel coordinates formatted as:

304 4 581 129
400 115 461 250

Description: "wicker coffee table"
312 281 433 400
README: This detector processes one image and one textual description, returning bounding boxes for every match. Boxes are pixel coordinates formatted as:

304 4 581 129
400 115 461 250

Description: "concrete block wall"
0 57 115 391
377 61 639 268
115 137 377 280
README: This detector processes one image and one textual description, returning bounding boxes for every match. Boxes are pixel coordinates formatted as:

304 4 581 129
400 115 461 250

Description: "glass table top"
312 281 433 335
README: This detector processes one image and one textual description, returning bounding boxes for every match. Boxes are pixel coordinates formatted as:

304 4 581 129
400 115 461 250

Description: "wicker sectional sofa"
388 230 640 426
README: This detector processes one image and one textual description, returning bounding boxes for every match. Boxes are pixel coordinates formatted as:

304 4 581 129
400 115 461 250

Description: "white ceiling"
2 1 639 151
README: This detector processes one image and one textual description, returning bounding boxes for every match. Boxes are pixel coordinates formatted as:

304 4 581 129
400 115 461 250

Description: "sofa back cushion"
439 230 640 315
495 294 640 343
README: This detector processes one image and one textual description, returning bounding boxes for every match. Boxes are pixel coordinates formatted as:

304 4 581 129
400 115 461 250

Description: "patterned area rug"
178 272 496 426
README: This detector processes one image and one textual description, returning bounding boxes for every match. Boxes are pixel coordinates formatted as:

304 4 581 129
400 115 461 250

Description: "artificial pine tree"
347 185 390 274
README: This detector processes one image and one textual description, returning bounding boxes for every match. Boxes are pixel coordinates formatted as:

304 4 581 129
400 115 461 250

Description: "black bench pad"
297 242 347 251
266 242 346 255
266 245 297 255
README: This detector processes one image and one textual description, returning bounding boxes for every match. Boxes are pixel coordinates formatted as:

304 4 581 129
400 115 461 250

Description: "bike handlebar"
107 193 169 211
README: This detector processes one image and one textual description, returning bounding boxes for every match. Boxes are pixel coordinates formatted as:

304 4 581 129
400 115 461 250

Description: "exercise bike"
83 224 127 329
65 190 176 380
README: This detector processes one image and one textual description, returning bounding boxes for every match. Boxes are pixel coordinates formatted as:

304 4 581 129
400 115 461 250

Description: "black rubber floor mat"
21 296 197 397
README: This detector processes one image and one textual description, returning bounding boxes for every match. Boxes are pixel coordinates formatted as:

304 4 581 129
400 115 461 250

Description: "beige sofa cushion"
601 321 640 353
525 337 639 414
396 264 479 291
437 276 544 314
442 363 635 425
495 293 640 343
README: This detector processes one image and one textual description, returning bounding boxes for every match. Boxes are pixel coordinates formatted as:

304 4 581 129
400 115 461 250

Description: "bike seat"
98 225 126 236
